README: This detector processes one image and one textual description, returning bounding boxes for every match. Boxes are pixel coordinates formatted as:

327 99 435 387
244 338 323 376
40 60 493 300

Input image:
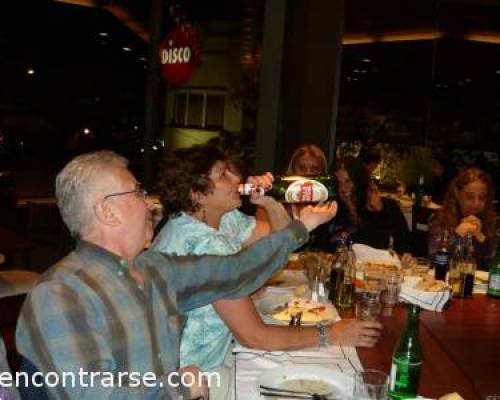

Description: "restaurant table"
358 295 500 400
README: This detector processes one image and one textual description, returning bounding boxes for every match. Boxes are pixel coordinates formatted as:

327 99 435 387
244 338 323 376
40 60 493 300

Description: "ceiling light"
362 58 371 63
122 46 132 52
83 128 91 135
98 32 109 37
27 68 35 75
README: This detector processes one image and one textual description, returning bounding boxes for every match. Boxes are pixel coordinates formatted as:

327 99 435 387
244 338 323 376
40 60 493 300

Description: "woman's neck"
191 208 223 229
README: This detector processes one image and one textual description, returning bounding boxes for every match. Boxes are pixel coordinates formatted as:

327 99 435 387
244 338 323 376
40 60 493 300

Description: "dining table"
234 293 500 400
358 294 500 400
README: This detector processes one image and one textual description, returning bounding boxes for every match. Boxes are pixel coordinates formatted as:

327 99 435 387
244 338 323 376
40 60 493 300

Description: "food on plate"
280 378 331 394
285 258 305 270
438 393 464 400
356 261 401 290
271 298 330 323
286 251 335 272
265 270 308 288
266 271 287 286
413 276 447 292
362 261 400 275
293 284 307 297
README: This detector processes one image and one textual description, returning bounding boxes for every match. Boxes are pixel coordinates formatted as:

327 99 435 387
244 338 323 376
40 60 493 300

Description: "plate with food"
257 365 353 399
257 297 338 326
265 270 308 290
403 275 448 292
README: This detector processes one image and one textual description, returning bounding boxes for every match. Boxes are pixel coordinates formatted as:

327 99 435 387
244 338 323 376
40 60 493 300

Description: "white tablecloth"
232 345 362 400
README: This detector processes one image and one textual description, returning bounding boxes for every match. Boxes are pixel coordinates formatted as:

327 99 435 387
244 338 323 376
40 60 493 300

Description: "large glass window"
172 90 226 129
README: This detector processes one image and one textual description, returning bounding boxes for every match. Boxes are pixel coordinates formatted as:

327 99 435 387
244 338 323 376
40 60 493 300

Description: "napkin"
400 277 451 312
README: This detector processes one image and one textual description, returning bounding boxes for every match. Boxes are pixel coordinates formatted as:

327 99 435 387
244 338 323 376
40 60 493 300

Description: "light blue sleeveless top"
151 209 255 370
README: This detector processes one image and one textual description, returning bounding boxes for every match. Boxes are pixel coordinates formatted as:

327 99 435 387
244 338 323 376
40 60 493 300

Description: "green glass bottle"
487 245 500 298
239 175 336 203
389 304 423 399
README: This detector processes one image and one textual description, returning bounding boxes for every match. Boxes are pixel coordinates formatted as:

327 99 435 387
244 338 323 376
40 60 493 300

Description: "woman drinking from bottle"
152 143 382 400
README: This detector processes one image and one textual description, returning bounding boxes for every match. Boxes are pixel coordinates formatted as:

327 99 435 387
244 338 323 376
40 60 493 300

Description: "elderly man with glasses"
15 151 336 400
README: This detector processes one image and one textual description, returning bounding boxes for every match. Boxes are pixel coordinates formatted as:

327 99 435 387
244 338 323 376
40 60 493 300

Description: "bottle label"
389 359 423 392
285 179 329 203
489 273 500 290
434 253 449 265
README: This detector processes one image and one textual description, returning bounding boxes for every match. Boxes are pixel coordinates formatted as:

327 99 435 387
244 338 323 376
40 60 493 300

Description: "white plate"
257 365 353 399
265 270 308 289
255 295 338 326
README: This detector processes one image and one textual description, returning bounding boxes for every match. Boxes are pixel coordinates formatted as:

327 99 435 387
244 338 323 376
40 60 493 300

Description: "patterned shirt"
152 210 256 370
0 336 20 399
16 221 308 399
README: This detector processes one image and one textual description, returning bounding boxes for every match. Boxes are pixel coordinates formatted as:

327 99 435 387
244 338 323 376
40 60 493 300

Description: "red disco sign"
159 26 201 86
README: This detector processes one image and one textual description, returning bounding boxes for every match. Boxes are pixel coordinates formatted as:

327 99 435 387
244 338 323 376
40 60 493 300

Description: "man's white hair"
56 151 129 238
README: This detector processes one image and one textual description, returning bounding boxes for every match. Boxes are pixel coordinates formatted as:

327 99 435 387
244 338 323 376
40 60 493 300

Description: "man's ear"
94 199 121 227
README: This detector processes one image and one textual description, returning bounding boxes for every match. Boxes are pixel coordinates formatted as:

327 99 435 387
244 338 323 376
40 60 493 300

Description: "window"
172 90 226 129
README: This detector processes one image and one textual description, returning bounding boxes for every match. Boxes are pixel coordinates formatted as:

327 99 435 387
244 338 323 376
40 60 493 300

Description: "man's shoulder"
38 251 85 282
34 251 106 297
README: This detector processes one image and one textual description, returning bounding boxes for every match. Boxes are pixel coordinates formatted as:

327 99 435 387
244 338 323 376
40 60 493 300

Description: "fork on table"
289 311 302 326
259 384 336 400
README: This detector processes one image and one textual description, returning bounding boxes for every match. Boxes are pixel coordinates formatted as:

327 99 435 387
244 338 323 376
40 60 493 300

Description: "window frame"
172 88 226 129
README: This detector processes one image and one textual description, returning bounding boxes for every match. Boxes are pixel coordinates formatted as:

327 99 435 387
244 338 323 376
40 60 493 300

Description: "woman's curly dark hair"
436 166 497 239
155 144 228 216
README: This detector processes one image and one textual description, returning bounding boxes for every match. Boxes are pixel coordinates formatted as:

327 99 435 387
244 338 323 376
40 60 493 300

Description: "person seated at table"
332 157 414 263
152 144 383 400
256 144 332 251
428 155 456 205
428 166 497 270
358 141 382 176
16 150 336 400
0 336 19 399
286 144 328 177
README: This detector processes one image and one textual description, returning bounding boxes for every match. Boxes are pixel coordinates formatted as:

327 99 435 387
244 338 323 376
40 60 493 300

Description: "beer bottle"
448 237 463 296
433 230 450 281
239 175 336 203
459 233 476 298
414 175 425 207
335 240 355 310
487 244 500 298
389 304 423 399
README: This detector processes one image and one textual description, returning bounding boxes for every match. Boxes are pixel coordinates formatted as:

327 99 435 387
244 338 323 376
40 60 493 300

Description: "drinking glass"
383 273 402 303
353 369 389 399
300 252 325 301
414 257 431 277
381 272 402 316
357 287 383 321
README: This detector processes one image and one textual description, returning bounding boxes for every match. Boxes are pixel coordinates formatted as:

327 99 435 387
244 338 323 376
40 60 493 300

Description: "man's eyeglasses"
104 187 148 200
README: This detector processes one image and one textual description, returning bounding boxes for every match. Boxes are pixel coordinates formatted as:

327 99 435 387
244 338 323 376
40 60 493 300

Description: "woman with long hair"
286 144 328 176
332 157 413 261
428 166 497 269
152 143 381 399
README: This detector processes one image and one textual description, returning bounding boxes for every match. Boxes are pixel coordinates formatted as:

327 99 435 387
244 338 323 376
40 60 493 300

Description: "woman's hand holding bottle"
456 215 486 242
298 202 338 232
